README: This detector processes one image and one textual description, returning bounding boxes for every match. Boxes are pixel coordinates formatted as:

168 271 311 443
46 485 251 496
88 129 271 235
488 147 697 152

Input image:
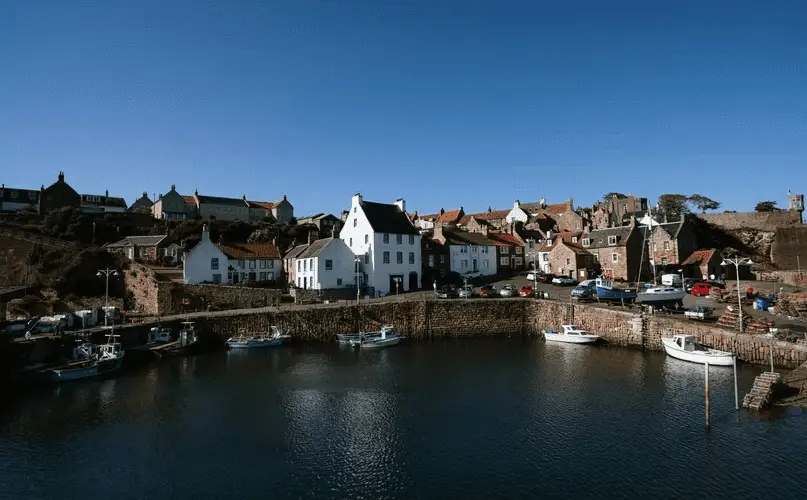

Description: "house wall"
448 244 497 276
371 232 422 294
199 202 249 221
272 199 294 224
183 233 229 284
547 244 587 278
505 204 529 224
153 190 191 220
552 209 584 232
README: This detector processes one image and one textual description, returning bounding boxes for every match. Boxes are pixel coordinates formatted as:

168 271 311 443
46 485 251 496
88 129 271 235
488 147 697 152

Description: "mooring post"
769 335 775 374
733 356 739 410
705 361 711 427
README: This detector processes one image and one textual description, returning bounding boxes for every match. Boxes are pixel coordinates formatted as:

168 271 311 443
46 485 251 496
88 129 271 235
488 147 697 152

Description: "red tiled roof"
217 243 280 259
181 195 196 206
437 208 463 223
419 213 440 221
489 233 523 246
544 202 570 215
682 249 717 266
471 210 509 221
249 200 275 209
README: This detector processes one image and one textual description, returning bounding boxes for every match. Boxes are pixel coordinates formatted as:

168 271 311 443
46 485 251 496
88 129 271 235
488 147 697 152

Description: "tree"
603 192 627 201
657 194 690 221
688 194 721 213
754 201 780 212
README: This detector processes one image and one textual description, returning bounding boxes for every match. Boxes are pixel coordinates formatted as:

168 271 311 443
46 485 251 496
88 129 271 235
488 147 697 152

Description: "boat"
336 331 381 344
49 330 124 382
346 325 402 349
661 334 735 366
542 324 600 344
226 325 291 349
146 326 173 345
150 321 199 358
595 278 637 303
635 286 686 308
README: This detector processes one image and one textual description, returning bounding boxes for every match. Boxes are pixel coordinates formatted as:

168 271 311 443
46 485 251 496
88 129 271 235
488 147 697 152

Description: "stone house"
39 171 81 213
647 218 698 273
196 193 250 221
590 194 648 229
581 218 645 281
129 192 154 214
268 195 294 224
681 249 722 280
458 208 510 230
283 241 309 286
292 237 356 290
536 230 584 274
488 232 525 272
104 235 167 261
0 184 40 213
152 185 197 220
295 213 342 234
547 240 595 280
80 191 127 213
431 225 498 278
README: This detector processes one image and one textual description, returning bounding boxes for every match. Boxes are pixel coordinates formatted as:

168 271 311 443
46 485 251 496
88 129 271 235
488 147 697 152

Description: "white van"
661 274 682 286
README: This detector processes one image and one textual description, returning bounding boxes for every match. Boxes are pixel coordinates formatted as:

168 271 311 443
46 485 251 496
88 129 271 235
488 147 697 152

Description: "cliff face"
694 212 803 267
771 227 807 270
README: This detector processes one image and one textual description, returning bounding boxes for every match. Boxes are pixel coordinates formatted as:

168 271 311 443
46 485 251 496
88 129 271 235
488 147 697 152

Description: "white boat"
146 326 173 345
636 286 686 307
542 325 600 344
50 331 124 382
227 326 291 349
349 325 403 349
661 334 734 366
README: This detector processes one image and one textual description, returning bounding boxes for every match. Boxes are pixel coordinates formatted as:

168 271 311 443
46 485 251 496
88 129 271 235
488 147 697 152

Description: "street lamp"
354 257 361 302
96 268 119 328
678 268 684 290
720 256 753 333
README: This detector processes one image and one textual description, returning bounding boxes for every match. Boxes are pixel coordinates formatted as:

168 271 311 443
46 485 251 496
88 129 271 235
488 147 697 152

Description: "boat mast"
636 213 647 286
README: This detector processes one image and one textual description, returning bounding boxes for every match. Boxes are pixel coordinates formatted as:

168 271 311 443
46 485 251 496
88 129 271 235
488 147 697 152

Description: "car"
571 280 597 300
685 306 715 320
519 284 534 297
499 284 517 297
463 270 483 280
458 285 474 298
683 278 700 293
690 282 711 296
436 285 459 299
479 285 497 297
552 276 578 286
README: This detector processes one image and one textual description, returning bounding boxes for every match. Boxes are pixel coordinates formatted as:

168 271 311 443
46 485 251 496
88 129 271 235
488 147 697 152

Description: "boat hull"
50 355 123 382
595 286 637 302
661 338 734 366
337 333 379 344
359 337 402 348
636 290 686 306
544 333 600 344
227 338 284 349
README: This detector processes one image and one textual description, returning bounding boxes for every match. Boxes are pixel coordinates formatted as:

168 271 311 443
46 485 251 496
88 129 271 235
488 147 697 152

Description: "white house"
340 193 422 295
505 199 531 224
183 225 282 284
293 237 357 290
431 225 498 277
183 225 229 284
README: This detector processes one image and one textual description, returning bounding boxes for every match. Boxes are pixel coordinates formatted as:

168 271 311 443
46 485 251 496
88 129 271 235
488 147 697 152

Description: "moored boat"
49 330 124 382
227 326 291 349
595 278 637 303
345 325 401 349
542 325 600 344
146 326 173 345
661 334 734 366
636 286 686 307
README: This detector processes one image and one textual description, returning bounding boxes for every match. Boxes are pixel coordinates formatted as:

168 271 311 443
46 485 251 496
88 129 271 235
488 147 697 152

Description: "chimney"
194 189 199 196
170 184 176 191
433 224 444 243
567 198 574 209
201 224 210 241
307 231 313 245
105 189 109 198
514 199 520 209
487 206 492 213
58 171 65 182
142 191 148 198
352 192 363 208
539 196 545 208
395 198 406 212
242 194 247 200
547 229 553 240
440 208 445 215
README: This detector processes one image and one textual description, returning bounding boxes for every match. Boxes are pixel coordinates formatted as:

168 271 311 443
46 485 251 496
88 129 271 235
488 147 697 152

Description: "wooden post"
733 356 739 410
705 361 711 427
769 335 775 374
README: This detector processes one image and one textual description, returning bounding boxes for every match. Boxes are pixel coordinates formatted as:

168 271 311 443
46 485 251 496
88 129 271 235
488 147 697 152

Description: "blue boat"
595 278 637 303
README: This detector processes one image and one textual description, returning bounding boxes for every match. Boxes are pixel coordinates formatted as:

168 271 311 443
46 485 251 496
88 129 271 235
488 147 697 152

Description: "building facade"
293 237 356 290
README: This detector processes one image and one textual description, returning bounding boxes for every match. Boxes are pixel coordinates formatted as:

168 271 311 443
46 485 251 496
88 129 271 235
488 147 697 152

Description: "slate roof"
296 237 337 259
104 235 166 248
472 210 510 221
361 200 420 235
583 226 634 249
283 244 309 260
441 230 496 247
196 194 248 207
218 242 280 259
656 221 684 238
562 241 594 256
682 249 718 266
539 231 583 252
81 194 127 208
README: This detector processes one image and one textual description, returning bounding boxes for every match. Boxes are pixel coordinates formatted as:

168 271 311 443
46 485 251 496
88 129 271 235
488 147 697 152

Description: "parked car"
552 276 578 286
571 279 597 300
499 285 518 297
479 285 497 297
684 278 700 293
519 284 534 297
436 285 458 299
458 285 474 298
685 306 715 320
690 282 711 296
463 270 483 280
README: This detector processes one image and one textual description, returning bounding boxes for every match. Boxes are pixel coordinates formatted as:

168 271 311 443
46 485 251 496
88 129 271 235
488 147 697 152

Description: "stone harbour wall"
697 211 801 231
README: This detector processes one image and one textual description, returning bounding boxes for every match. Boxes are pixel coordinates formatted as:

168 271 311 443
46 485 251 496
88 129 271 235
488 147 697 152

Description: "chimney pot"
171 184 176 191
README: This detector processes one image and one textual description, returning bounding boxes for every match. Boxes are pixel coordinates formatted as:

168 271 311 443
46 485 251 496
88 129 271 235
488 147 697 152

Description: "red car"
519 284 535 297
690 282 711 296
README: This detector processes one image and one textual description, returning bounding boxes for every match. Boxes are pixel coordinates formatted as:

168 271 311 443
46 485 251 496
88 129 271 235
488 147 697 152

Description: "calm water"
2 339 807 500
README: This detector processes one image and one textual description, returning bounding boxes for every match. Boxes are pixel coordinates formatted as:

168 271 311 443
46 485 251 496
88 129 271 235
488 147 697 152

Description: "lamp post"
532 251 538 291
678 268 684 290
355 257 361 303
96 268 118 328
720 256 753 333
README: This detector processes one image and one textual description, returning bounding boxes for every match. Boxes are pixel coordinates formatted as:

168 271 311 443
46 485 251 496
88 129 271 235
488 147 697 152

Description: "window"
365 234 368 244
337 278 343 286
547 239 553 246
353 219 357 227
249 260 256 269
310 258 315 271
260 260 266 269
259 272 267 281
515 257 523 266
364 254 369 264
303 260 307 271
653 243 657 252
297 261 300 271
663 241 671 251
409 235 415 245
460 246 467 254
612 253 619 263
396 234 402 244
440 255 445 263
501 257 510 266
325 259 333 270
140 247 149 257
349 238 353 246
10 190 18 199
238 260 245 269
542 254 548 262
462 260 468 269
582 238 591 247
409 252 415 264
501 247 509 254
515 247 522 255
383 234 390 244
267 272 274 281
397 251 403 264
483 261 489 268
472 246 478 253
482 247 488 253
212 273 222 283
383 251 390 264
268 260 274 269
608 235 617 246
661 257 668 266
572 236 578 243
211 258 219 270
428 255 435 267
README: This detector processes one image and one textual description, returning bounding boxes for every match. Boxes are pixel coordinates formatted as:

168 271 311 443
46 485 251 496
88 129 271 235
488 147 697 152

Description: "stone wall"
290 287 357 304
770 226 807 270
755 270 807 286
697 212 801 231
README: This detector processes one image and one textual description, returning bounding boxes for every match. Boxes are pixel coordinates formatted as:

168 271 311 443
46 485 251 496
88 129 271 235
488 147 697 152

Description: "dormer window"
608 235 617 246
547 239 553 246
582 238 591 247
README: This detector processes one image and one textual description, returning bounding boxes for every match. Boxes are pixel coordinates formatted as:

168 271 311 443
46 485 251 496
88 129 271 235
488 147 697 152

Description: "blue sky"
2 0 805 216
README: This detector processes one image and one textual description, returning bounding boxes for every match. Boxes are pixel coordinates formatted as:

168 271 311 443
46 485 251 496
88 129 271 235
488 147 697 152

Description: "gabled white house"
340 193 422 295
431 225 498 277
505 200 531 224
183 225 229 284
293 237 356 290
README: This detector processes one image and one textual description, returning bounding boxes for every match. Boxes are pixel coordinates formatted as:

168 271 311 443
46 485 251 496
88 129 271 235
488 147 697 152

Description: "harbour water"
2 339 807 499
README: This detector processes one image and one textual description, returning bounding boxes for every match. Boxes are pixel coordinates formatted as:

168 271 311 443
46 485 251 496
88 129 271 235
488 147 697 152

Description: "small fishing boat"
227 325 291 349
636 286 686 307
595 278 637 303
542 325 600 344
661 334 734 366
346 325 402 349
337 331 380 344
146 326 173 345
49 330 124 382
